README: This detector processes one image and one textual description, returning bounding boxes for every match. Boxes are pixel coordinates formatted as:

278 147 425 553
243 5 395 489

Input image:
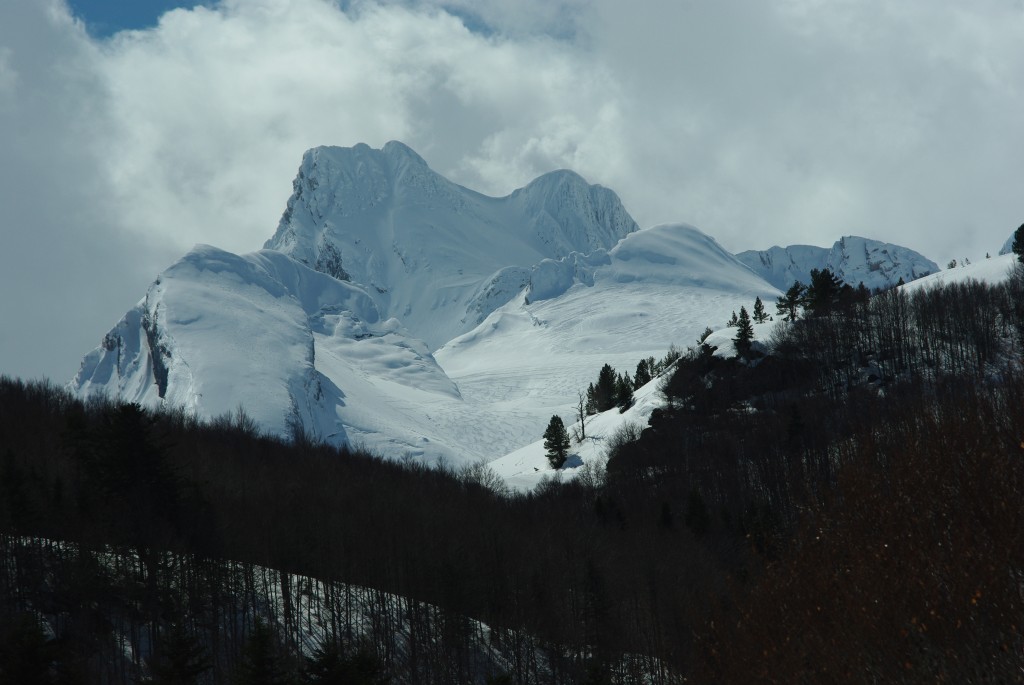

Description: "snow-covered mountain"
263 141 638 349
71 246 468 453
71 143 778 465
736 236 939 291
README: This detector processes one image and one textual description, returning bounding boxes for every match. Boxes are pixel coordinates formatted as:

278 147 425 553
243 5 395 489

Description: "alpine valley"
70 141 940 472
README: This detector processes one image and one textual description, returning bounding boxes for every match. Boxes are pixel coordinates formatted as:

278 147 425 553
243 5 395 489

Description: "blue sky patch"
66 0 203 37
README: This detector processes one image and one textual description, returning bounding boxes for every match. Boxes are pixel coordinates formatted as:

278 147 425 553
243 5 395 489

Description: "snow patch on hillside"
489 318 783 492
489 373 667 492
702 321 780 360
900 252 1019 292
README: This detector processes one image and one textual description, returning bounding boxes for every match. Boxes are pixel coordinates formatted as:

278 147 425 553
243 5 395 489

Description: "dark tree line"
772 267 873 324
617 267 1024 524
2 267 1024 683
0 377 728 684
585 364 634 413
777 269 1024 397
1012 222 1024 262
696 373 1024 683
583 348 682 416
605 268 1024 681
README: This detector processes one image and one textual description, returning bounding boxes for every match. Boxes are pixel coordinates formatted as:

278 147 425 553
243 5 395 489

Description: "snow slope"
72 224 777 466
494 251 1021 491
488 318 783 492
736 236 939 291
489 371 666 492
436 223 779 462
264 141 638 349
900 252 1019 292
71 246 469 457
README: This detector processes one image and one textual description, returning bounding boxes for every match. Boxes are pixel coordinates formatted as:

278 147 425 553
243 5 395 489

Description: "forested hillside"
613 266 1024 682
0 378 737 683
2 268 1024 683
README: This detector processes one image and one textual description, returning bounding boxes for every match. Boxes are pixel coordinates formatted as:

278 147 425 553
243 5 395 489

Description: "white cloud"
0 1 179 382
569 0 1024 255
93 0 622 254
2 0 1023 380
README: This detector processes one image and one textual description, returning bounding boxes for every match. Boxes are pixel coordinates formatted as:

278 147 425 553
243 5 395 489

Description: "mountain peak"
264 142 638 348
736 235 938 291
382 139 428 167
523 168 587 188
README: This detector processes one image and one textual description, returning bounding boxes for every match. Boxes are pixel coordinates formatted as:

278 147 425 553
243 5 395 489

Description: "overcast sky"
2 0 1022 382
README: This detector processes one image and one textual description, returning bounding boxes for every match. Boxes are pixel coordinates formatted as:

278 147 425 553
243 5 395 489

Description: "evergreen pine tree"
752 296 768 323
615 372 634 410
543 415 571 469
727 311 738 327
1013 223 1024 264
595 364 618 412
733 306 754 359
585 382 598 415
776 281 805 322
633 358 652 389
804 268 844 315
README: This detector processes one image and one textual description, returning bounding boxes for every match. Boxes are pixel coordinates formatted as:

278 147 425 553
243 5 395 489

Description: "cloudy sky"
2 0 1022 382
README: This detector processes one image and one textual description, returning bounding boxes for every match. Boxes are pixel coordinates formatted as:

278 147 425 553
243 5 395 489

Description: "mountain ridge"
263 141 639 348
736 235 939 291
71 141 944 466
